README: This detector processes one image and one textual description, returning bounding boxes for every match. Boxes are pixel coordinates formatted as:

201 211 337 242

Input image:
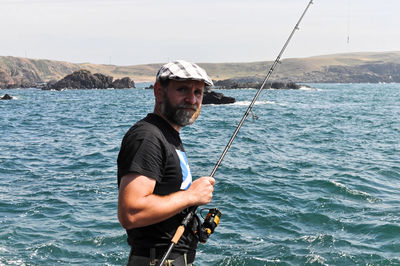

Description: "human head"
153 60 213 130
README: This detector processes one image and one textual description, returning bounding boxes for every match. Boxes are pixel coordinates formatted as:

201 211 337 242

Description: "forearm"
119 189 193 229
118 174 214 230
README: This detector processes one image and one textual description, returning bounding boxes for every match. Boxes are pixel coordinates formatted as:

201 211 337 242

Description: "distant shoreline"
1 51 400 88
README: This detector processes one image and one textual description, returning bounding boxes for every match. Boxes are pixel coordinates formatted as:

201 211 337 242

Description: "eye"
177 86 187 92
195 89 203 96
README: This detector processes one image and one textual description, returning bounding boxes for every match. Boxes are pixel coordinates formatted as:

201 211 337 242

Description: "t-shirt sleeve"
117 128 164 184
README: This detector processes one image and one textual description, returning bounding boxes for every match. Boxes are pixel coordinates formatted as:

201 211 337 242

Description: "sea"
1 83 399 265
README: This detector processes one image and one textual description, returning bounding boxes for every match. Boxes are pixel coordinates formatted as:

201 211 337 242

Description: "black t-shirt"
117 113 198 254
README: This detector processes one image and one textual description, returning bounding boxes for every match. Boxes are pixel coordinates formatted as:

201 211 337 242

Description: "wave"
233 100 276 106
299 86 321 91
331 180 381 203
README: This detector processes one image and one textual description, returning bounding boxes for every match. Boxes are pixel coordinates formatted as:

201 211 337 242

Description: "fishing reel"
197 208 222 243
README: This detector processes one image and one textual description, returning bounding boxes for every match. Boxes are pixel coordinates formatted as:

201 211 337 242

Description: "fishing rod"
159 0 314 264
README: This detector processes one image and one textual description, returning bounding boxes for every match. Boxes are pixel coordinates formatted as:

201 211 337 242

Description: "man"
117 60 215 266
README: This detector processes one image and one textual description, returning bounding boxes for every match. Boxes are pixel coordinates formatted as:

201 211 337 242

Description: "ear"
153 81 164 102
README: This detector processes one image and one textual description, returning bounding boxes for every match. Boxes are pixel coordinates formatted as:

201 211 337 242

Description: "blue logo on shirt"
176 149 192 190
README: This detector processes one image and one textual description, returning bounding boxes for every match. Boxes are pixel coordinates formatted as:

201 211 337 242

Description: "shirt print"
175 149 192 190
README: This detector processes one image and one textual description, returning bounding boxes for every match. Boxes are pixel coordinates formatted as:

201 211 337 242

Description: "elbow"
118 194 141 229
118 208 139 230
118 213 130 229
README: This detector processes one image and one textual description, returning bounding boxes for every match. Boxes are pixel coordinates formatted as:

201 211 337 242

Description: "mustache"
178 104 198 111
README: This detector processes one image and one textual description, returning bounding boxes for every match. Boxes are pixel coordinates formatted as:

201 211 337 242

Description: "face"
159 80 205 127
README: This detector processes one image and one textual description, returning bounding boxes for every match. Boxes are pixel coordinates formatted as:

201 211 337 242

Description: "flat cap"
156 60 213 86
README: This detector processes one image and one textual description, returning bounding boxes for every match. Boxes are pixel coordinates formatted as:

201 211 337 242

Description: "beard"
161 96 201 127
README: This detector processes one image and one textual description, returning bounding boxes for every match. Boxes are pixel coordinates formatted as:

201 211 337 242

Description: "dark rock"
44 80 58 89
285 82 301 89
1 94 13 100
43 69 135 90
214 77 263 89
112 77 135 89
94 73 114 88
271 81 300 89
214 77 302 90
202 90 235 105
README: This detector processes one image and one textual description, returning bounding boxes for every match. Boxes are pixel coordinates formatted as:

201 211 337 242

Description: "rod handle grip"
171 225 185 244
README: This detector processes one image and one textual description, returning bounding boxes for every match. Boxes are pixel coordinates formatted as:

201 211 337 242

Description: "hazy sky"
1 0 399 65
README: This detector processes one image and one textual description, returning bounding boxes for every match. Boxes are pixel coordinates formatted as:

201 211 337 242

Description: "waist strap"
130 247 195 264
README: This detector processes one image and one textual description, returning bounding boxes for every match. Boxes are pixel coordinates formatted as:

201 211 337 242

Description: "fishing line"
209 0 314 178
158 1 315 264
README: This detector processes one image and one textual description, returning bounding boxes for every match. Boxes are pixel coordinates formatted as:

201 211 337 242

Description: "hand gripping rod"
158 1 314 264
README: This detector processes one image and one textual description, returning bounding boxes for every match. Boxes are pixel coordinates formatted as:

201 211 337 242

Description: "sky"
1 0 399 66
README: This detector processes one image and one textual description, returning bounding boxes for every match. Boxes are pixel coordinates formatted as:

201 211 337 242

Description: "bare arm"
118 173 215 229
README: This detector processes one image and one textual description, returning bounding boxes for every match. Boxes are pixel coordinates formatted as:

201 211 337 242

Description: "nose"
185 91 197 105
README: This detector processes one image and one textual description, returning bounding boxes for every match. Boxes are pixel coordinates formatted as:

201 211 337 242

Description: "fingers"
197 176 215 185
202 177 215 203
208 177 215 186
188 176 215 206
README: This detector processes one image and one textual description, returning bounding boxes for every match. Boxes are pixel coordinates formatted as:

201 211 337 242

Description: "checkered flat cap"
156 60 213 86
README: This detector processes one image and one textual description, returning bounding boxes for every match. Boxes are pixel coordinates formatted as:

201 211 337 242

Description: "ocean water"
1 83 399 265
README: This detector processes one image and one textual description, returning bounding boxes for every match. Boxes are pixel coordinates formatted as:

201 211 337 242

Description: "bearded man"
117 60 215 266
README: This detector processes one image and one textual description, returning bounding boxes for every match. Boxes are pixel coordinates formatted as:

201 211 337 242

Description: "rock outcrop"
43 70 135 90
1 94 13 100
202 90 235 104
112 77 136 89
